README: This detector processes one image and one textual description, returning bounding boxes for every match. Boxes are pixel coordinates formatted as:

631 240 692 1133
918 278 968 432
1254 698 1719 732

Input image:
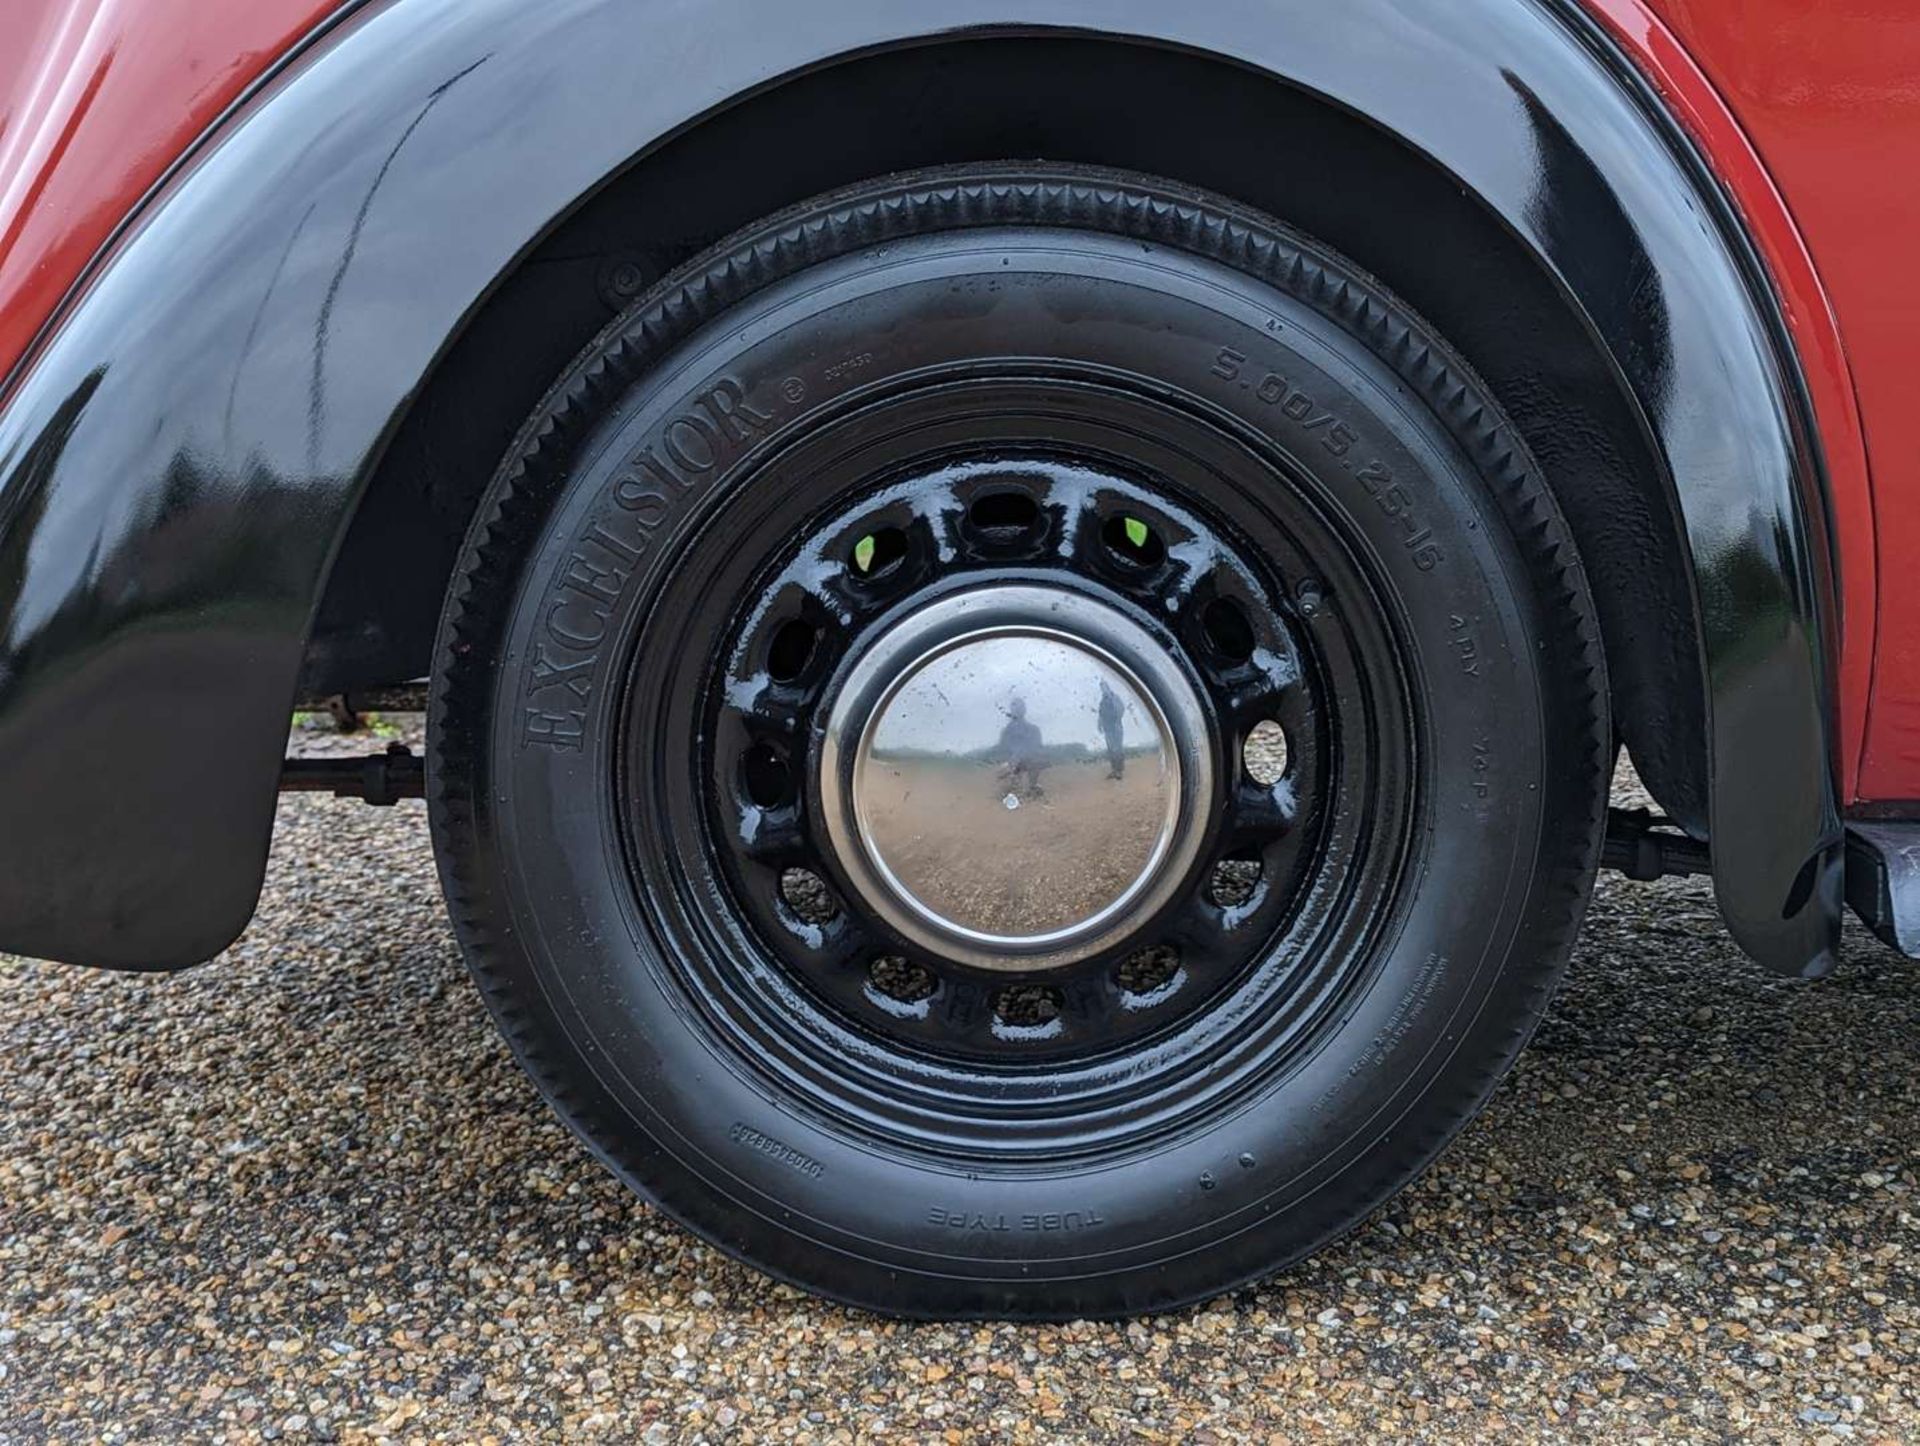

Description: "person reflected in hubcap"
996 696 1048 801
1098 678 1126 781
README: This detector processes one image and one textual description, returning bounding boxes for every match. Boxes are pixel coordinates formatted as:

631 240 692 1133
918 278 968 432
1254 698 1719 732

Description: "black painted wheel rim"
616 368 1419 1159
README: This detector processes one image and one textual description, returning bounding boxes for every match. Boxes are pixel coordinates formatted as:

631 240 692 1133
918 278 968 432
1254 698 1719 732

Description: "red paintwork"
0 0 337 386
0 0 1917 799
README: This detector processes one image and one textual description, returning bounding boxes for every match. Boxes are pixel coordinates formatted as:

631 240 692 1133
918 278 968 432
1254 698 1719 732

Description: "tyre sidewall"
437 219 1594 1313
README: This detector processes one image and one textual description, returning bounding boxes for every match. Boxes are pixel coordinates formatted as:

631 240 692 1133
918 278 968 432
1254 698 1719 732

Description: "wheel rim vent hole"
1201 597 1256 663
850 527 909 579
1208 855 1263 909
1116 943 1180 996
994 984 1063 1026
743 745 795 809
870 955 936 1003
766 619 817 683
1244 720 1289 785
1102 514 1165 569
779 867 838 925
969 491 1041 535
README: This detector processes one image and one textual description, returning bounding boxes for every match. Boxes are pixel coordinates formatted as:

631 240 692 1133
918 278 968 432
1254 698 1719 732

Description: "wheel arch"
314 32 1709 840
0 0 1841 972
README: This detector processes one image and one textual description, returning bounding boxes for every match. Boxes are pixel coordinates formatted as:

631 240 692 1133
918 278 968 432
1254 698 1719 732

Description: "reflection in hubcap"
820 587 1213 971
859 631 1177 937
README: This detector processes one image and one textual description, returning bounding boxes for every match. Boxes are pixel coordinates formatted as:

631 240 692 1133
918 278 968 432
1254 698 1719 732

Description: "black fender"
0 0 1842 973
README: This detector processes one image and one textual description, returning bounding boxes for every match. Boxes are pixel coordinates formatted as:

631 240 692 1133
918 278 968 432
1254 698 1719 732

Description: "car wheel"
428 164 1609 1319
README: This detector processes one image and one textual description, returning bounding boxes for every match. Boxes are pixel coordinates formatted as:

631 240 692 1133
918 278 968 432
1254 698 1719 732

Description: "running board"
1845 822 1920 958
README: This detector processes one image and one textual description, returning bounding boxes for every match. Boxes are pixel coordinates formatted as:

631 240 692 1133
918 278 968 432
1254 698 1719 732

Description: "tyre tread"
429 163 1609 1320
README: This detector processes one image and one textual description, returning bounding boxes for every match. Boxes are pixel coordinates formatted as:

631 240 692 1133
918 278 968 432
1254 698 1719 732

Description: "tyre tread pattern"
429 164 1609 1319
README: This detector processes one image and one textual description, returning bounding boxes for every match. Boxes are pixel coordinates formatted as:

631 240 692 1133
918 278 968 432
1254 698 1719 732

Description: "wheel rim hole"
994 984 1063 1027
779 867 838 925
1201 597 1256 663
1116 943 1180 997
742 744 795 809
766 619 817 683
850 527 909 580
1207 853 1263 909
969 491 1041 535
1243 720 1289 785
869 955 936 1004
1102 514 1165 569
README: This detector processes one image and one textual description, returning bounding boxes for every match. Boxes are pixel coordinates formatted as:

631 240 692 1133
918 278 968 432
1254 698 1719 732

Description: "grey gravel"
1 738 1917 1441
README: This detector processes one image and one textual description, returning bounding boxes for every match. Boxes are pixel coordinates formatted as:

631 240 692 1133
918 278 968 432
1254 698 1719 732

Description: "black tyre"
429 165 1608 1319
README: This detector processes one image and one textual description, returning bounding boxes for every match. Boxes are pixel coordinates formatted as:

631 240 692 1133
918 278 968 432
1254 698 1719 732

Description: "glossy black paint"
706 449 1354 1062
0 0 1840 972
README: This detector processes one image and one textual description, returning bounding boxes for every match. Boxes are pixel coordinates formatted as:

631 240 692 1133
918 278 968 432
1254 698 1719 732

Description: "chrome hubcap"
820 586 1214 971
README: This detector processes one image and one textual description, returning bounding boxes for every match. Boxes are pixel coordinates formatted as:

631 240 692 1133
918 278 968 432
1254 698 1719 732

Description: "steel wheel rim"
615 368 1420 1158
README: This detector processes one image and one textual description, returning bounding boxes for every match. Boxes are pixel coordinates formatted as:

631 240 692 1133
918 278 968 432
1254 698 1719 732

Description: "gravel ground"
2 728 1917 1443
